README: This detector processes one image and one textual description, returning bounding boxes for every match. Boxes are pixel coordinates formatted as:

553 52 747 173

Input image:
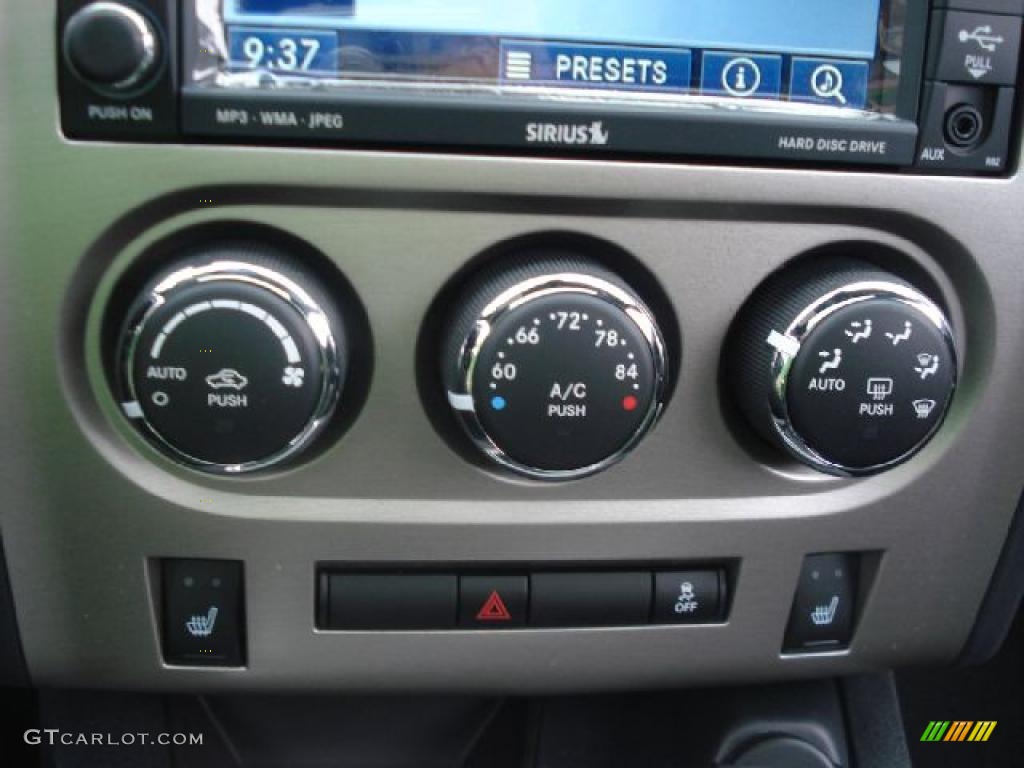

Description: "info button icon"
701 52 782 100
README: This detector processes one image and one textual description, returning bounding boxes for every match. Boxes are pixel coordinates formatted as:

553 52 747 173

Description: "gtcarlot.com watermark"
24 729 203 747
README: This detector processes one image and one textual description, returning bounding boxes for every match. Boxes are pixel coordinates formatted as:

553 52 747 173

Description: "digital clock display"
228 28 339 74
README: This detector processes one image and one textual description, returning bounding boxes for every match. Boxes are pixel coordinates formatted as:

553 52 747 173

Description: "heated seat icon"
185 606 219 637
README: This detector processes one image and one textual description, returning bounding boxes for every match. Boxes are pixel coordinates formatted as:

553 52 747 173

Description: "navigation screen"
192 0 907 114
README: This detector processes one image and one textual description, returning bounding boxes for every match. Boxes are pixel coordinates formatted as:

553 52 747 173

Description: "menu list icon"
505 50 533 80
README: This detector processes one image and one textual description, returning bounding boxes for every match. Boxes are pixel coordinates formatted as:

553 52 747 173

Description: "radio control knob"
441 253 669 480
117 246 347 473
63 2 162 94
726 258 958 475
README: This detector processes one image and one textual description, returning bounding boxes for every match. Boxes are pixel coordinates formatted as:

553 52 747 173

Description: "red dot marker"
622 395 639 412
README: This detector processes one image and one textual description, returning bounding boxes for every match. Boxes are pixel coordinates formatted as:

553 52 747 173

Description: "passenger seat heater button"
783 553 858 653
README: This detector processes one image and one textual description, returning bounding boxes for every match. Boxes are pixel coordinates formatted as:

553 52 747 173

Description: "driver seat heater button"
162 559 245 667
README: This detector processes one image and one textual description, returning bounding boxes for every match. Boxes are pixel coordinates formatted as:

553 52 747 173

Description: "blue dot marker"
491 396 507 411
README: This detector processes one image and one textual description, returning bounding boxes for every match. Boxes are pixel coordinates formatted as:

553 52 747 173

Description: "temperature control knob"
442 254 669 479
726 257 957 475
118 245 347 473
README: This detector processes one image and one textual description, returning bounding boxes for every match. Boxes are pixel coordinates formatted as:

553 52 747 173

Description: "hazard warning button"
459 575 528 628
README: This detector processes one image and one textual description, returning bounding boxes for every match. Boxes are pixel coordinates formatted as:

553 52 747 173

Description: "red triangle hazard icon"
476 590 512 621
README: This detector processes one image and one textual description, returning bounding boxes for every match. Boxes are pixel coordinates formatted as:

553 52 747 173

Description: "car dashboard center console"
0 0 1021 694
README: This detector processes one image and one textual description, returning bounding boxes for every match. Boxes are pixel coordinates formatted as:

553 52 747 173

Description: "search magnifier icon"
811 64 847 105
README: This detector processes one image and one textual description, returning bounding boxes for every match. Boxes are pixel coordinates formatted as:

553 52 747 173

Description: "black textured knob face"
785 299 955 469
443 255 668 479
119 249 346 473
727 257 958 475
64 2 161 93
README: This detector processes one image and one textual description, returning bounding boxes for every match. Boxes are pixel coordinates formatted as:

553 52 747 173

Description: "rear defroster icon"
866 377 894 401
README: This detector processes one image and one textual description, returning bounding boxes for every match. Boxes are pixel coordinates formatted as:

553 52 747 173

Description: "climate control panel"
107 239 960 480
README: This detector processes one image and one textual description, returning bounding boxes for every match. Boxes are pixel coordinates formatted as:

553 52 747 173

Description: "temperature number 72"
555 312 582 330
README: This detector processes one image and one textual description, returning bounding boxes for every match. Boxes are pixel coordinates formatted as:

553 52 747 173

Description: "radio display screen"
191 0 908 115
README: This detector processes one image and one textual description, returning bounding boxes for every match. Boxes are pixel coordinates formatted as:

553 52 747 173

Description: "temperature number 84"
615 363 639 380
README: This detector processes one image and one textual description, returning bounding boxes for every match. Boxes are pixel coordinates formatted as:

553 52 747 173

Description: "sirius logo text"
525 121 610 146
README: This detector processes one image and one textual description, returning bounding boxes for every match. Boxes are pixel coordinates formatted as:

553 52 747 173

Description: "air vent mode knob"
63 2 162 95
118 246 347 473
441 253 669 480
726 257 957 475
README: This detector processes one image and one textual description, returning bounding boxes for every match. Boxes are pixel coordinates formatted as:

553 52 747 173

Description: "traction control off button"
653 570 724 623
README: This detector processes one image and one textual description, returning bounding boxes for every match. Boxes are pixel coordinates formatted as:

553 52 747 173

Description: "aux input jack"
944 103 985 150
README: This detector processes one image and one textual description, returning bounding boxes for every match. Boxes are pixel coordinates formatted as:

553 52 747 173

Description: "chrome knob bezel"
446 272 669 481
119 260 343 475
765 280 958 476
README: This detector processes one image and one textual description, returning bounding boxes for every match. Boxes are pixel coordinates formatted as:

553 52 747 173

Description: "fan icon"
282 366 305 388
